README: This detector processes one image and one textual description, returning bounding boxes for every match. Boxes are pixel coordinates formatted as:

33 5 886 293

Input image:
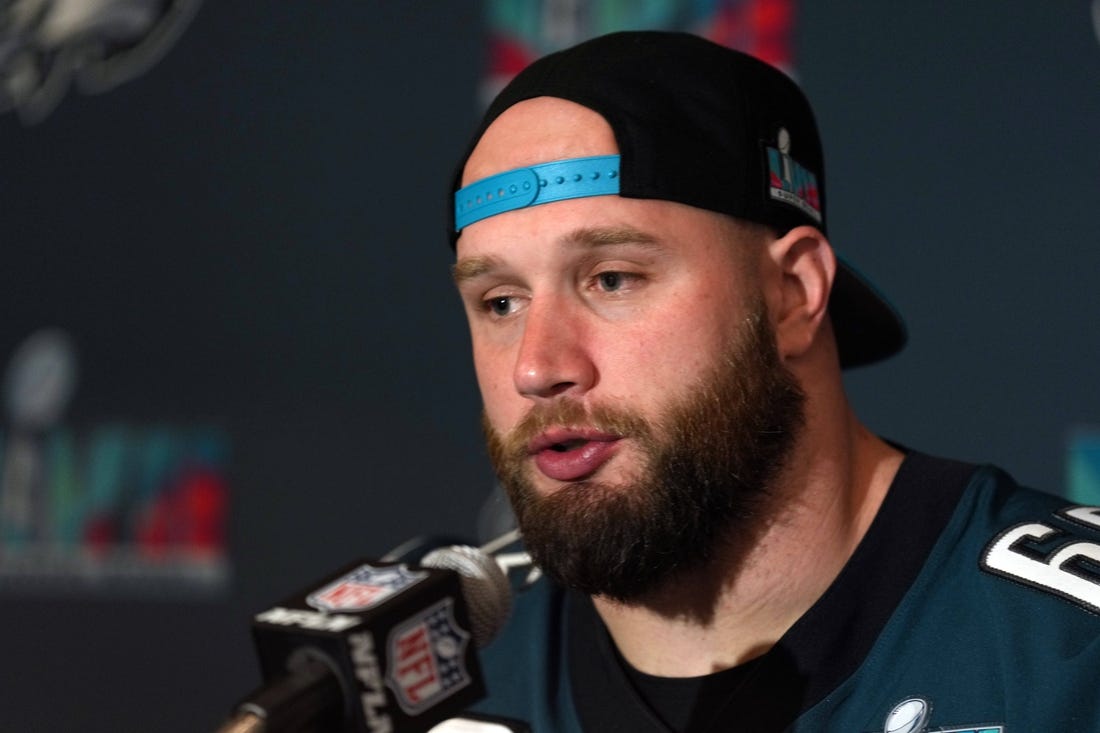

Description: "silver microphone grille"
420 545 513 648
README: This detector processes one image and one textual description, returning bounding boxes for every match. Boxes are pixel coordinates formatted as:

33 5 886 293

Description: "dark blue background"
0 3 1096 730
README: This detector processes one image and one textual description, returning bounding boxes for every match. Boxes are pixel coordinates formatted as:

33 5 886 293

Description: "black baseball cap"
449 31 906 368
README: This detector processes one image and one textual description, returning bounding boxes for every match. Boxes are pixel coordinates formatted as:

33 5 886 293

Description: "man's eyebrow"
560 226 661 249
452 255 502 285
452 227 663 285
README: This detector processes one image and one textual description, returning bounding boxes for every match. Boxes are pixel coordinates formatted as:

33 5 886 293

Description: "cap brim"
830 260 907 368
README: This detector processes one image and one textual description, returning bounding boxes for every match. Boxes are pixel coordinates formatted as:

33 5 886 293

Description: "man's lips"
528 428 622 482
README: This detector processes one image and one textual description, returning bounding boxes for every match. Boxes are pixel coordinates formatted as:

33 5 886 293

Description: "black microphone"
216 535 526 733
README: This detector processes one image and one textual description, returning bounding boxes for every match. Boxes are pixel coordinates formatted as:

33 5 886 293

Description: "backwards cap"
450 31 906 368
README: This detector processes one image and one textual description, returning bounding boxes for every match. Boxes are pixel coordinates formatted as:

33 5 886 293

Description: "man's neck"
591 409 904 678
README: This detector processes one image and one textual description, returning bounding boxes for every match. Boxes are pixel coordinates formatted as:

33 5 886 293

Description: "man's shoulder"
900 452 1100 616
955 463 1100 618
895 449 1085 541
801 455 1100 731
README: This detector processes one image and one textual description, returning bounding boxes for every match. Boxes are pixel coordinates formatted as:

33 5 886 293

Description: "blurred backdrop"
0 2 1097 730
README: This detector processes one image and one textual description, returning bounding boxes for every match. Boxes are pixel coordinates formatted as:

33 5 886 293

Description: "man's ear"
766 225 836 360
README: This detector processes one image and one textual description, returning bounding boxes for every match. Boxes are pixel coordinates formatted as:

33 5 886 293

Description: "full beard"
484 300 806 604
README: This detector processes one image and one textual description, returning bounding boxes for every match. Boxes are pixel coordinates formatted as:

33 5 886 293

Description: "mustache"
484 398 652 458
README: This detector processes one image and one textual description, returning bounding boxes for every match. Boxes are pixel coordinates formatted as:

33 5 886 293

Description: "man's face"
454 98 805 600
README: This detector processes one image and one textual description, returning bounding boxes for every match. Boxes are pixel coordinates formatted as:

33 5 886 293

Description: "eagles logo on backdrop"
0 0 201 124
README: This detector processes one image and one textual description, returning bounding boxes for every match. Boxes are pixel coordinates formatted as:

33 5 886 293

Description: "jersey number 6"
981 506 1100 614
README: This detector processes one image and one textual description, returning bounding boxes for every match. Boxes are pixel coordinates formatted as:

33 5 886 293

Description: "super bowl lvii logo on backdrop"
0 328 231 594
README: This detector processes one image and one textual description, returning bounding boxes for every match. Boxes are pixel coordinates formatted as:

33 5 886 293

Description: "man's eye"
596 271 636 292
486 296 513 316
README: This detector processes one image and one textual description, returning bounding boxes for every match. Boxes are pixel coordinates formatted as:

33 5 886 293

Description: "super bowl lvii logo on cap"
766 127 822 224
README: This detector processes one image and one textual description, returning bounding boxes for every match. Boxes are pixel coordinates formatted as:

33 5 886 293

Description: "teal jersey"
469 452 1100 732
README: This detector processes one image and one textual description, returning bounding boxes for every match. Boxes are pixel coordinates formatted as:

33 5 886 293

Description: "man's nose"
512 297 597 400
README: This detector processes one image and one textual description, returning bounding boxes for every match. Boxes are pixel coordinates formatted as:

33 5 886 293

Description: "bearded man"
447 31 1100 733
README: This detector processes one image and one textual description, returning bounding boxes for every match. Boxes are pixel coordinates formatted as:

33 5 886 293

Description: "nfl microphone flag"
249 558 485 733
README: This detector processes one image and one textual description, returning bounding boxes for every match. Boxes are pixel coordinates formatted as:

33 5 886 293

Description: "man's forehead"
452 201 766 293
461 97 620 186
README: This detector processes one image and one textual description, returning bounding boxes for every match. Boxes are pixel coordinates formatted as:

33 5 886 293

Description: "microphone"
216 532 526 733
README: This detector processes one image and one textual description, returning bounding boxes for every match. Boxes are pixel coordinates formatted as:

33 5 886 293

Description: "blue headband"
454 155 621 230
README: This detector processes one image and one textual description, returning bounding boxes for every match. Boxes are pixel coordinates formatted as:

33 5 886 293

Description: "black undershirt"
621 649 763 731
568 450 977 732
